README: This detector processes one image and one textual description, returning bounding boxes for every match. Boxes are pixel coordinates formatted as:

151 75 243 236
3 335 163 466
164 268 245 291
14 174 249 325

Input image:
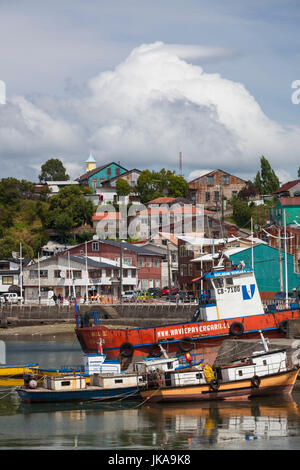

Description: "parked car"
122 290 137 301
167 291 195 302
137 290 152 300
147 288 162 297
0 292 22 304
161 286 178 296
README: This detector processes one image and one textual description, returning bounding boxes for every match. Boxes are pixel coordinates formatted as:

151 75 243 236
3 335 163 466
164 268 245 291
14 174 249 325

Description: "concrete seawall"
0 303 196 328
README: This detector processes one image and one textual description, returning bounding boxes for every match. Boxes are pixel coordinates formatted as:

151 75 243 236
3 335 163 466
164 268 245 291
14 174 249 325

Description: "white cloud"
1 41 300 181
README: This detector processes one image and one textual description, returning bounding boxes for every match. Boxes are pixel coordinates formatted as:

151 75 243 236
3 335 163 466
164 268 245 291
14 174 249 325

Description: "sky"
0 0 299 184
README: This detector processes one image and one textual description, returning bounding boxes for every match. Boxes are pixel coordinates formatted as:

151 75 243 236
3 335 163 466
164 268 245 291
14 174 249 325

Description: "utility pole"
19 243 23 304
85 241 88 304
166 241 171 294
120 241 123 306
284 210 288 308
278 227 283 292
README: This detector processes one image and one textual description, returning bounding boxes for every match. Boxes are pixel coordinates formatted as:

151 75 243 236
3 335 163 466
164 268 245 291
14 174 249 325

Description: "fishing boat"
0 363 39 387
16 372 145 403
16 344 201 404
75 268 300 365
139 333 300 403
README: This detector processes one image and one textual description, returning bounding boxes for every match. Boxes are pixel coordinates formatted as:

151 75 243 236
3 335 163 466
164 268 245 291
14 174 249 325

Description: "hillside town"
0 154 300 307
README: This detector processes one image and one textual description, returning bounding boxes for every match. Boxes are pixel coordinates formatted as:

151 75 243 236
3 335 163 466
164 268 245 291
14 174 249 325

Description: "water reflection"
1 341 300 449
1 388 300 449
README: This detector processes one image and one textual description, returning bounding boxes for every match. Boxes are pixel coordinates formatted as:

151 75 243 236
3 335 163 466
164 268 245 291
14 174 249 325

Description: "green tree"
253 156 280 194
39 158 70 182
135 169 188 203
232 198 253 228
116 178 132 196
298 166 300 178
46 186 94 239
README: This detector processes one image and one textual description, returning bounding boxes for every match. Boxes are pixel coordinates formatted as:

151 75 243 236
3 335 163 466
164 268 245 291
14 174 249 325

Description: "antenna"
179 152 183 176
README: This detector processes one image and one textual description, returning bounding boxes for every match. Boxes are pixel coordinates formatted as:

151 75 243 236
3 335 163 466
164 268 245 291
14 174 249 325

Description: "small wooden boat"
0 363 39 387
16 373 145 403
139 333 300 403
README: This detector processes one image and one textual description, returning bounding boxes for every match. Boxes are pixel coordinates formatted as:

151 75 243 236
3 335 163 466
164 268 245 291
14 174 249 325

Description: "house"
270 198 300 226
177 235 259 292
188 169 246 210
76 156 128 191
257 224 300 275
273 179 300 198
224 243 300 297
131 232 179 287
23 254 138 303
0 258 32 295
45 180 79 196
61 239 164 290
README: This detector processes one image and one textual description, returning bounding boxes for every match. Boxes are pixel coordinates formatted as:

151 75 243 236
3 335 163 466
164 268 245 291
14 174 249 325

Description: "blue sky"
0 0 299 183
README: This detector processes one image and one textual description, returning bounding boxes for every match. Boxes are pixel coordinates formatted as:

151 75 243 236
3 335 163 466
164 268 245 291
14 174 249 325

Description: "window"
222 175 230 185
30 270 48 278
153 258 159 268
92 179 97 189
73 270 82 279
123 269 128 277
146 258 152 267
225 277 233 286
238 370 243 377
205 192 210 202
92 242 99 251
180 264 187 276
107 167 112 178
213 278 224 288
131 269 136 278
188 264 193 276
138 257 144 267
207 175 214 185
124 257 132 265
115 167 120 176
180 246 187 257
214 191 220 202
2 276 13 285
54 270 61 278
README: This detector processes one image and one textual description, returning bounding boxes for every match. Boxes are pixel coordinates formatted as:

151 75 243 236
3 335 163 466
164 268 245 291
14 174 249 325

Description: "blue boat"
16 373 145 403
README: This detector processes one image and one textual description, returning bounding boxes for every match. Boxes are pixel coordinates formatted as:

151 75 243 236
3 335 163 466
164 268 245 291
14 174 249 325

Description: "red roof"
278 197 300 206
274 179 300 193
147 197 176 204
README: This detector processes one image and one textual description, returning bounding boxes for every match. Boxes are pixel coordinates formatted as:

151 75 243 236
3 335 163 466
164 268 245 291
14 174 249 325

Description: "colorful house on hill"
224 243 300 296
77 154 128 192
270 197 300 226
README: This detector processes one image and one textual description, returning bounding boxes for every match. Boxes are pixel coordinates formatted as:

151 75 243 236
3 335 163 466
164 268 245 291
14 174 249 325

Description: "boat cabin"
133 357 180 374
44 375 86 391
84 353 121 375
218 350 288 382
90 373 145 389
198 269 264 322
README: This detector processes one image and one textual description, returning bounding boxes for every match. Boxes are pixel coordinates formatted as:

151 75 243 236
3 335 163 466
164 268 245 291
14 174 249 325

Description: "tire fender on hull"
120 342 134 357
229 321 244 336
178 337 194 353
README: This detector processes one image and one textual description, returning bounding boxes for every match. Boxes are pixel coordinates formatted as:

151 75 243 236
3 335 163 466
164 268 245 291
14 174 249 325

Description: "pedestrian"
175 292 180 306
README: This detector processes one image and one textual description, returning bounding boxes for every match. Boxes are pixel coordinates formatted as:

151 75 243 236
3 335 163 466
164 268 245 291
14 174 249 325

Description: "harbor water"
1 340 300 450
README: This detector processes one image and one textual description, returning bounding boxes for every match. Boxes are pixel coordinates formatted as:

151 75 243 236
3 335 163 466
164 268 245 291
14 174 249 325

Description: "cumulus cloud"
1 41 300 181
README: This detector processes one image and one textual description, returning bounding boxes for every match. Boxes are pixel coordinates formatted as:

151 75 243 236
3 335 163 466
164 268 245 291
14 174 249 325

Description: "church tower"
85 153 97 173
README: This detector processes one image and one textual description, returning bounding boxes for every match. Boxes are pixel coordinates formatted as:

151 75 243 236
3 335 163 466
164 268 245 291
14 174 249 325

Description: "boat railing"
263 299 299 312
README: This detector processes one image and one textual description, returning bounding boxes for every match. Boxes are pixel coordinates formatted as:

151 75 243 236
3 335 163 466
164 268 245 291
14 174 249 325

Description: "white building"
0 258 33 295
23 254 138 304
